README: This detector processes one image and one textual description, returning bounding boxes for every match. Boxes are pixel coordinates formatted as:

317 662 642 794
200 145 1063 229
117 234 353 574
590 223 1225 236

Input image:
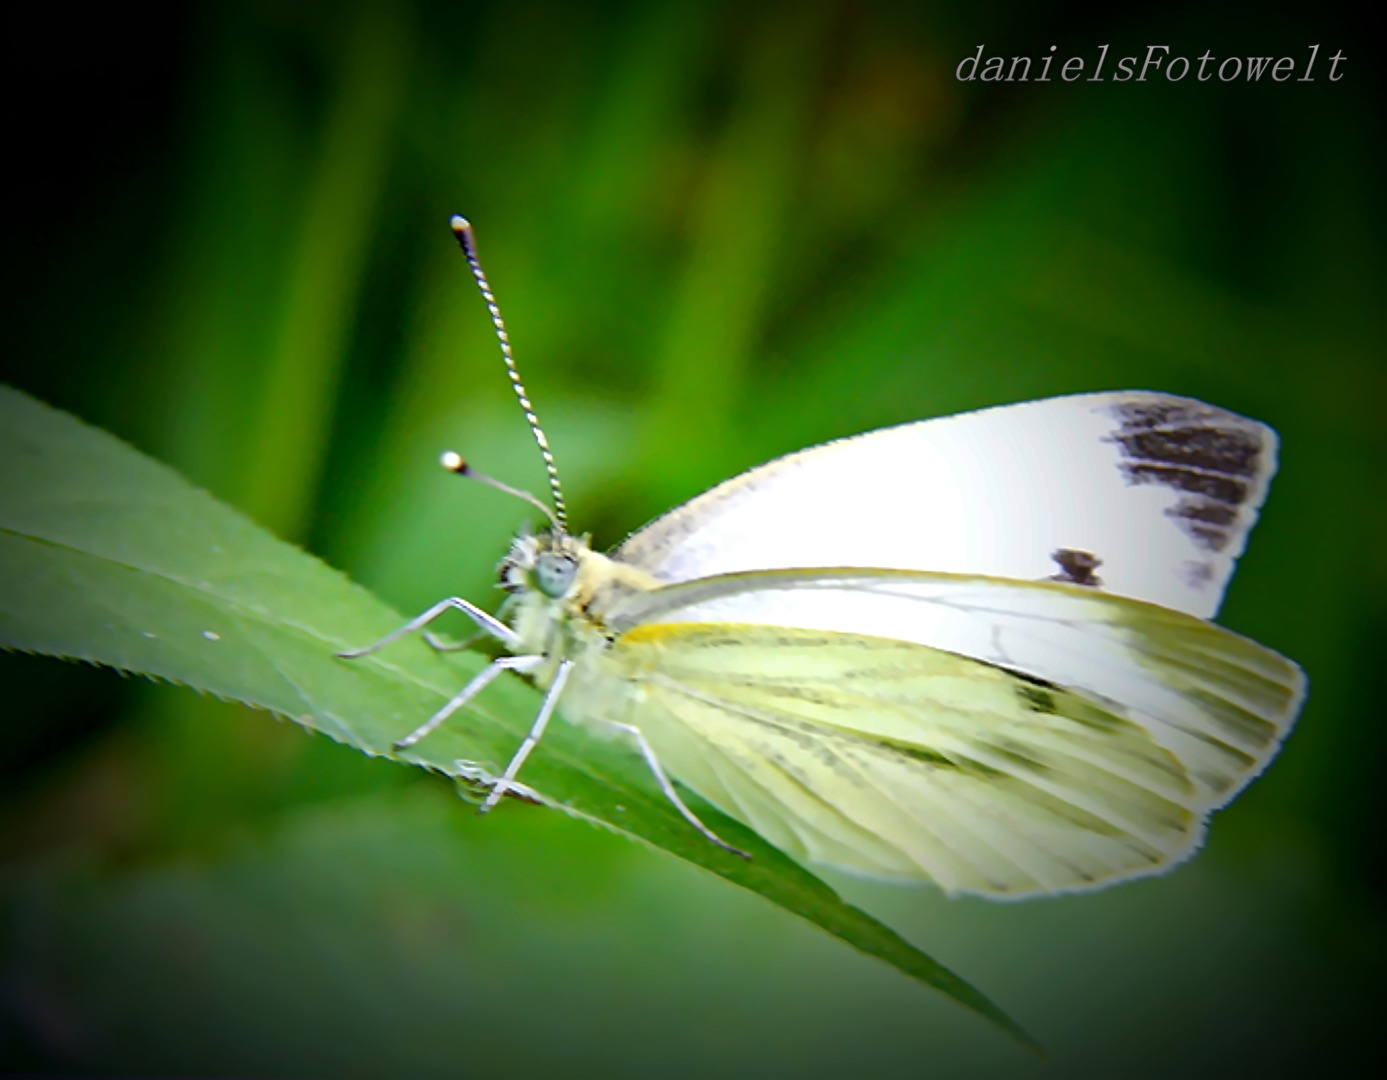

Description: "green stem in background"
240 0 414 540
640 6 832 490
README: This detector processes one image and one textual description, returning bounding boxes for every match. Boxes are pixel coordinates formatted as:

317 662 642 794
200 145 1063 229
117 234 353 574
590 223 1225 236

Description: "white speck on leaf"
202 630 221 642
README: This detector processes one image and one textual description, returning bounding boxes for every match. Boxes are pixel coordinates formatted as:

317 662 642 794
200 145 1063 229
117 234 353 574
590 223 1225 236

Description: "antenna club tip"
440 450 468 473
449 214 471 234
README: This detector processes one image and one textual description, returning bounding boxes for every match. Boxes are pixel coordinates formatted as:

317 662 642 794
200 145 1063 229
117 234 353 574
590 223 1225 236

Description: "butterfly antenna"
439 450 558 529
450 215 569 533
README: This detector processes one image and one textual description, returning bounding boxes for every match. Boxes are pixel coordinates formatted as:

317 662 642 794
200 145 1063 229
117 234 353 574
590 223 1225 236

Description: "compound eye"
534 552 578 598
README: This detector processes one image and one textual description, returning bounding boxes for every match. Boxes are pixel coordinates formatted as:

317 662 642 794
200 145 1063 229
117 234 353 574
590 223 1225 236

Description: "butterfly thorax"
501 529 664 683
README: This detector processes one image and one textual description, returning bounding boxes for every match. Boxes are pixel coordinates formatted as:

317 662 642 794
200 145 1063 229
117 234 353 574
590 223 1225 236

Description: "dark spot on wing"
1187 524 1228 551
1115 421 1260 477
1167 499 1238 553
1049 548 1103 587
1122 464 1249 504
1016 683 1058 714
1182 561 1215 588
1171 500 1238 527
1107 401 1262 475
1105 399 1266 555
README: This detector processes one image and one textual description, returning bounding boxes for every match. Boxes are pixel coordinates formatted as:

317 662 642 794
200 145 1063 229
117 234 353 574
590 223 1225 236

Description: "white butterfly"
343 217 1306 899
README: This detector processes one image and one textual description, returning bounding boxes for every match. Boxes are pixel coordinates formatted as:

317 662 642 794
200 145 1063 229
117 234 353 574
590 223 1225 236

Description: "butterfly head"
499 529 626 655
498 527 663 653
500 529 591 601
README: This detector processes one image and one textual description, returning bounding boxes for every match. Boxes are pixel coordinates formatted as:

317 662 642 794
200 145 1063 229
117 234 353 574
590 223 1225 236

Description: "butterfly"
342 217 1306 899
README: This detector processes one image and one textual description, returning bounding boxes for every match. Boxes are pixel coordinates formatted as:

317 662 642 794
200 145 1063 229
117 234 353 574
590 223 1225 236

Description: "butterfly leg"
421 629 485 653
452 761 544 805
337 597 520 659
478 658 573 815
601 720 751 860
395 654 545 750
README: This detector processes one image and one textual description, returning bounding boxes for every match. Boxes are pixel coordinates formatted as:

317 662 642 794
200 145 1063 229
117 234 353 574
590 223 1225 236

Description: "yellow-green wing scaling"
599 570 1306 816
564 621 1205 897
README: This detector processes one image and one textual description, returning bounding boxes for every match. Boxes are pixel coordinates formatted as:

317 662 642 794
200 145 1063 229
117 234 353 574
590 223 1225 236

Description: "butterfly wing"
615 392 1277 620
575 620 1203 896
601 570 1306 812
565 394 1295 891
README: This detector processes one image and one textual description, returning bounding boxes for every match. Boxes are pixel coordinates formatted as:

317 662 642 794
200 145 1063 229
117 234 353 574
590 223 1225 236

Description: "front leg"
337 597 520 658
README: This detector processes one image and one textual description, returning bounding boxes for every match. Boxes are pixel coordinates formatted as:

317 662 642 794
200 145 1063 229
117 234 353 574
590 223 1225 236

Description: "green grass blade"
0 384 1037 1052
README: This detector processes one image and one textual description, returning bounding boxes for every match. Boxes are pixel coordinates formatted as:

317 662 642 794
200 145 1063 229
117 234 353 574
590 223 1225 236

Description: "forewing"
603 570 1306 811
601 622 1203 897
614 392 1277 620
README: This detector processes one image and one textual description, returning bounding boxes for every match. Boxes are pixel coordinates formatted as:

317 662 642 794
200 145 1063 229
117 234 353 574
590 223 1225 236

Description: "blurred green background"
2 0 1382 1075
